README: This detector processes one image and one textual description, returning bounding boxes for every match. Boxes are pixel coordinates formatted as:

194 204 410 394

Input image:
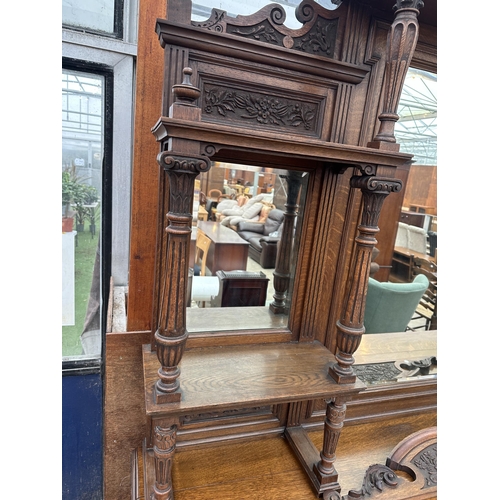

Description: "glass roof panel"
396 68 437 166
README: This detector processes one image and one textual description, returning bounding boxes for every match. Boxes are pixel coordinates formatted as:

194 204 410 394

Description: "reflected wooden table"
197 206 208 221
194 221 249 274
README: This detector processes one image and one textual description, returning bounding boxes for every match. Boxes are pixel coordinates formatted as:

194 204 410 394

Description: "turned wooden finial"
172 67 201 105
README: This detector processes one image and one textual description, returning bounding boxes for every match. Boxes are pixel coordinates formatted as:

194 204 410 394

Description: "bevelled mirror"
187 162 308 333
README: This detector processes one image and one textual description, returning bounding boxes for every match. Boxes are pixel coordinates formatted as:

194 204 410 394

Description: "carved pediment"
192 1 346 59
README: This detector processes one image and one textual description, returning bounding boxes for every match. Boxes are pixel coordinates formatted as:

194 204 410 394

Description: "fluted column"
368 0 424 150
152 421 177 500
270 170 303 314
154 153 211 403
313 396 347 490
330 174 402 384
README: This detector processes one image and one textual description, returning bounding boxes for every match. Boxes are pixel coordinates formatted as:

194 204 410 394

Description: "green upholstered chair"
363 274 429 334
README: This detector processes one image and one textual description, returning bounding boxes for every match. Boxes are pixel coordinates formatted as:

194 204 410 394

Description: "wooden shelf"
143 341 365 418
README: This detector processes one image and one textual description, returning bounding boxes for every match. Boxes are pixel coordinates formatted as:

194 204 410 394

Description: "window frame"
62 0 125 40
62 58 114 372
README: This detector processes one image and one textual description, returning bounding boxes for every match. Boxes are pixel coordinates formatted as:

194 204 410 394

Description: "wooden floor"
134 411 436 500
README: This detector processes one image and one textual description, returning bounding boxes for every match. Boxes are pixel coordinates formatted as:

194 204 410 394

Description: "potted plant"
62 166 98 233
62 169 76 232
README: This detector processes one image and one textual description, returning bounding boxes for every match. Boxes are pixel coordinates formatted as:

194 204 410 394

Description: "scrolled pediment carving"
192 0 344 59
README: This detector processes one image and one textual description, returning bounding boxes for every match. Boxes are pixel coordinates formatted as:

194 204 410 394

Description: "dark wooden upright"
135 1 428 499
270 170 303 314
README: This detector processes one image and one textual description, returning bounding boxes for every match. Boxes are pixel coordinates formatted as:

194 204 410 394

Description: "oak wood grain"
354 331 436 365
104 331 150 499
143 342 365 418
134 412 437 499
126 0 167 331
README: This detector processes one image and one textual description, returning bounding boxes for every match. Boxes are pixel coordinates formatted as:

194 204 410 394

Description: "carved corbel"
368 0 424 150
330 174 402 384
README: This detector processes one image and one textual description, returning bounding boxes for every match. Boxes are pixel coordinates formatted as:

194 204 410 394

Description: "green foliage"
73 184 99 225
62 166 99 223
83 183 99 204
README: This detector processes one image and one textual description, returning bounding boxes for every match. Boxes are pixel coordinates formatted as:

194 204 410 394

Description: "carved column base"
328 364 357 385
154 330 189 404
366 140 401 152
329 346 358 384
154 382 182 404
312 462 340 489
269 302 287 315
152 485 174 500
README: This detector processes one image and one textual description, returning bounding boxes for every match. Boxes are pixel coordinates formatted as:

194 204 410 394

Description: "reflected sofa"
235 209 284 268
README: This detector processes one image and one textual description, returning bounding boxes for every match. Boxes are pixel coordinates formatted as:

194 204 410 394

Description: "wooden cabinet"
106 1 438 499
400 210 427 228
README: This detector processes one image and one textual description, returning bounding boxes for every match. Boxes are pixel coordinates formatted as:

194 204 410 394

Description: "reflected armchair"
363 275 429 334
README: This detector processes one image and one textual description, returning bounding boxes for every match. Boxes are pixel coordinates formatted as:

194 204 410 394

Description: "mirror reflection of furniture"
217 194 263 225
194 230 211 276
364 275 429 334
197 205 209 221
235 209 285 269
391 222 431 282
208 188 222 201
411 257 437 330
212 270 269 307
195 221 250 274
190 275 220 308
428 230 437 258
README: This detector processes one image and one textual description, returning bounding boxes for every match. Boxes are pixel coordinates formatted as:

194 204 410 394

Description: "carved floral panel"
202 83 322 136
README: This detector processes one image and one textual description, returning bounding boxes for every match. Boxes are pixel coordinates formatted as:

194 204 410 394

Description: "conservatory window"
62 69 104 361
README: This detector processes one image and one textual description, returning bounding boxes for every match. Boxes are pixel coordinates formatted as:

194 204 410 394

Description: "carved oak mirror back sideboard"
130 1 436 499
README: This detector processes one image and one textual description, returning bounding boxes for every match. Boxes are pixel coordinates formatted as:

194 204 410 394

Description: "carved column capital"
394 0 425 13
158 152 211 175
352 175 402 231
